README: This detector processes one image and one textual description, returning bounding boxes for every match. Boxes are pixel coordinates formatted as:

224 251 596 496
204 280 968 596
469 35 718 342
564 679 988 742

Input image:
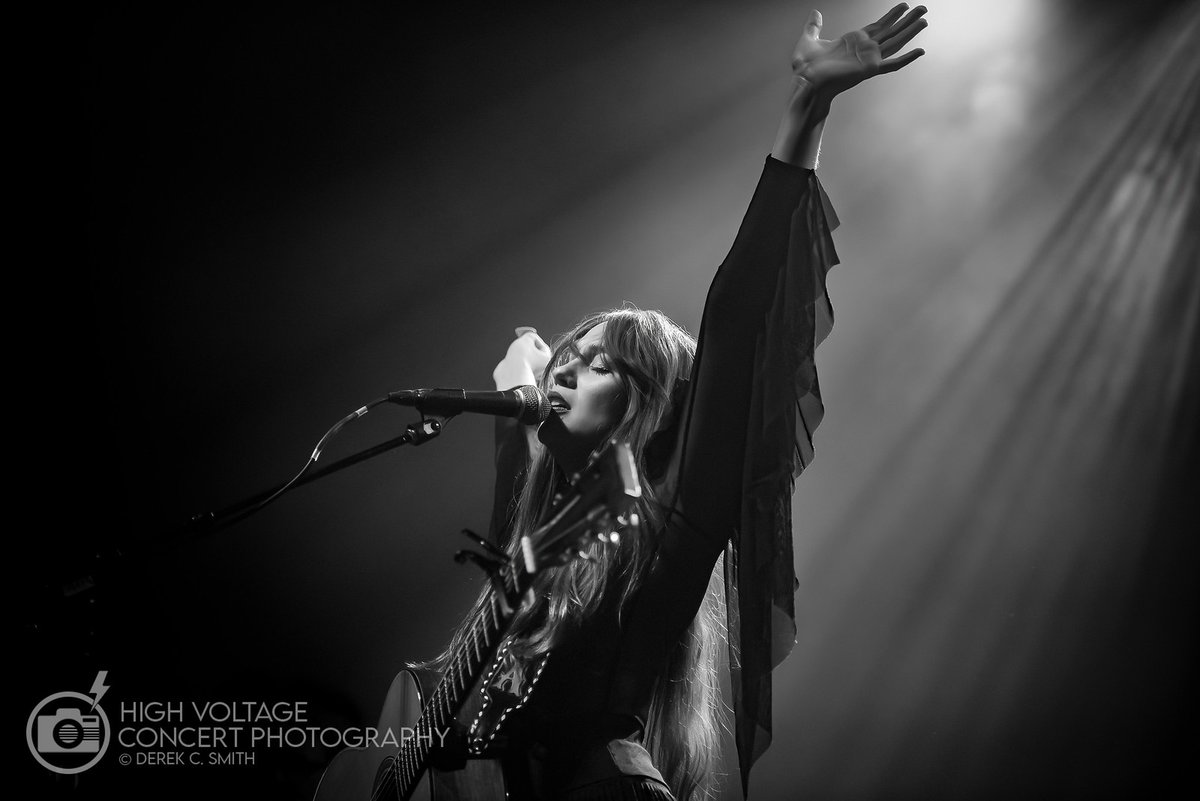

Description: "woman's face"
548 322 625 448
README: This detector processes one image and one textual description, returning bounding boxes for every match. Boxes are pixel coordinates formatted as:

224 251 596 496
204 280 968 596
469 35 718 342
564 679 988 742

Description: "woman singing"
436 6 928 799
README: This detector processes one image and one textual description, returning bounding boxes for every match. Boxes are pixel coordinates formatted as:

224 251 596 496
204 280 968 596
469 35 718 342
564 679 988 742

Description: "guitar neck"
376 441 640 800
387 557 530 800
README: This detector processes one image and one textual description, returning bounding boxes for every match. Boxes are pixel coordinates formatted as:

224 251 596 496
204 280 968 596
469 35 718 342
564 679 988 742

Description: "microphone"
388 385 550 424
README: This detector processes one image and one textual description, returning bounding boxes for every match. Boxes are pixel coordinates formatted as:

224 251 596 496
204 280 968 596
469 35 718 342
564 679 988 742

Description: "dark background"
20 1 1199 798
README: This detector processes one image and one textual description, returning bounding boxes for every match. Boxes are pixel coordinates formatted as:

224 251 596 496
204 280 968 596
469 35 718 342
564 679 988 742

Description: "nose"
552 357 578 389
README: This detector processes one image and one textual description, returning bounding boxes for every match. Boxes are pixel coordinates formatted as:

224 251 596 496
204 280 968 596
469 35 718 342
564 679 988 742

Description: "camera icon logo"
27 689 111 775
37 707 103 754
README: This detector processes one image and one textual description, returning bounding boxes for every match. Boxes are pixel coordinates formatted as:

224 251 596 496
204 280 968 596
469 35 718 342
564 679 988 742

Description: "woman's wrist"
795 118 825 170
770 76 830 168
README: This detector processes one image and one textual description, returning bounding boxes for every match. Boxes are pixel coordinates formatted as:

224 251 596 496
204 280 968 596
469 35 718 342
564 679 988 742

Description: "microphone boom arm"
187 411 455 537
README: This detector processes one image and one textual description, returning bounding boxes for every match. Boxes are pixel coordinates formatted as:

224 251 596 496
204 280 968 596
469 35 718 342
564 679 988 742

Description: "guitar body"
313 668 507 801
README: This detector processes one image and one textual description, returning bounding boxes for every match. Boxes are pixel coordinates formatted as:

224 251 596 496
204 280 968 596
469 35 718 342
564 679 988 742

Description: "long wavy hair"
432 305 726 801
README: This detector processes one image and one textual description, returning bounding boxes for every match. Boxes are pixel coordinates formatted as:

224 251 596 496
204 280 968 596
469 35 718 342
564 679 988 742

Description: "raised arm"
663 1 927 601
604 2 929 784
488 329 551 546
772 6 926 166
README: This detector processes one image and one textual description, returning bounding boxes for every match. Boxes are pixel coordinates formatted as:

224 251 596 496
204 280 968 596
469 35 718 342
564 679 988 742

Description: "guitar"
313 439 643 801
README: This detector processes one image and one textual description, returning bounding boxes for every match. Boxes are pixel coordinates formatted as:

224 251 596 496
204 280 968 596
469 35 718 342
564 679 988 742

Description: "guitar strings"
372 562 523 800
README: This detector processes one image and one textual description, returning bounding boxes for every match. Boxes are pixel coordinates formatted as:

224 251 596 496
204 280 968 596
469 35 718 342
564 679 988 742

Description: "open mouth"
548 392 571 414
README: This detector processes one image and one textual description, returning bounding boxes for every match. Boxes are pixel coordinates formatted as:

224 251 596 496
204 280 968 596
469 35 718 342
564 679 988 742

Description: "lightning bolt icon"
89 670 110 711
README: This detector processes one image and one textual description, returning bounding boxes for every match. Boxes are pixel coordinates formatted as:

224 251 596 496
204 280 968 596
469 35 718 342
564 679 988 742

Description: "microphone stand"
28 404 463 676
186 412 455 538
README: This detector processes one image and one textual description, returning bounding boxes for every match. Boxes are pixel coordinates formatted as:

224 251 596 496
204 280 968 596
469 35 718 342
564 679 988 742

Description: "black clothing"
488 156 839 798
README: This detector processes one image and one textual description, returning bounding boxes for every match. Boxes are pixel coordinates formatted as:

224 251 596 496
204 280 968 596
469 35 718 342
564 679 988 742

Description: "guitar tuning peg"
460 528 505 559
454 549 505 575
595 529 620 546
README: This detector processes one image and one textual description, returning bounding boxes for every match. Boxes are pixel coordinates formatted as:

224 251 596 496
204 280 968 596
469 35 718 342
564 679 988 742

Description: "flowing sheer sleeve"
487 417 530 548
605 155 839 796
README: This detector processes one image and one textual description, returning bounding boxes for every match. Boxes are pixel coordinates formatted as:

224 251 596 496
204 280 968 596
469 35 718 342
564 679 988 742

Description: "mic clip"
405 413 455 446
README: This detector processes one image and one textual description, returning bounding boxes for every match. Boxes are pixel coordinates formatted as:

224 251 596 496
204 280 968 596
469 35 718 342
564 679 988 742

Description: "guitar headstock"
524 439 642 572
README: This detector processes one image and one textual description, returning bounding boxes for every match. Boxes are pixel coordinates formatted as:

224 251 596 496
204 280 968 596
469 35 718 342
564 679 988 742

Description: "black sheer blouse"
488 156 839 799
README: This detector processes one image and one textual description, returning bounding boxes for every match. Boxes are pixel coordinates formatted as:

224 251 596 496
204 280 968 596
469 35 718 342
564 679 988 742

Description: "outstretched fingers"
878 5 928 56
805 9 823 39
878 47 925 75
864 3 910 38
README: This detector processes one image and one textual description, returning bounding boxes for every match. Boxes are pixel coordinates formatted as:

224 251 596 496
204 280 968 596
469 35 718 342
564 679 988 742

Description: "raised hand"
772 4 928 165
793 4 927 100
493 328 551 391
